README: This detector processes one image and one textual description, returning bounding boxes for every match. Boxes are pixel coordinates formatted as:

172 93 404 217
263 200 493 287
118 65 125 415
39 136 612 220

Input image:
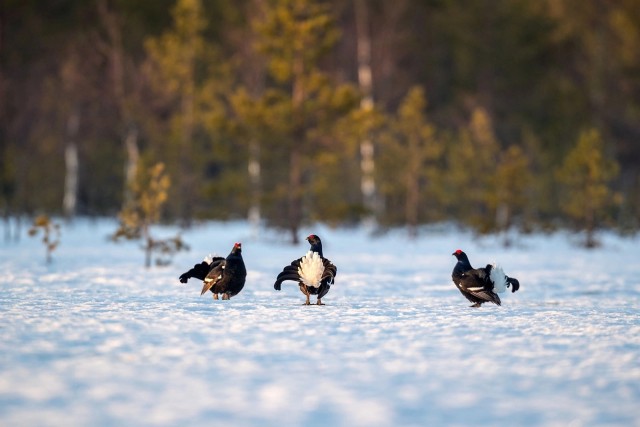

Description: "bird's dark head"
453 248 471 261
306 234 321 244
452 249 472 270
231 242 242 255
306 234 323 256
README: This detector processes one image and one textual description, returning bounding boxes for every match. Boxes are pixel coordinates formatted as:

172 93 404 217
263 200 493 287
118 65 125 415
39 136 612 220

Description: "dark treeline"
2 0 639 245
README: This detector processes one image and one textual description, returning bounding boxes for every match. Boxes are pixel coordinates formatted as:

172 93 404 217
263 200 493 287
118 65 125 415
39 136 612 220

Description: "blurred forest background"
2 0 639 245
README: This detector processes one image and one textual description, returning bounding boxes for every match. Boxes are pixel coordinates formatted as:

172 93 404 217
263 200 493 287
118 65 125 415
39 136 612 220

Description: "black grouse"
179 242 246 300
274 234 337 305
451 249 520 307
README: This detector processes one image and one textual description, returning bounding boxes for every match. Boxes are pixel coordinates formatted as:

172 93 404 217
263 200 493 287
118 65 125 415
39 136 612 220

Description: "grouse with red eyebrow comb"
179 243 246 300
274 234 337 305
451 249 520 307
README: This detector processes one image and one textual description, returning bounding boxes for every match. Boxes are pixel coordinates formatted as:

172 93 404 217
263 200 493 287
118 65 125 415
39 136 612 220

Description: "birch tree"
354 0 378 224
96 0 140 208
60 51 82 220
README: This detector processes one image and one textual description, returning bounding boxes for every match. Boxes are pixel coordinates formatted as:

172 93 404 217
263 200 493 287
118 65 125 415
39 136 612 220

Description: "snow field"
1 220 639 426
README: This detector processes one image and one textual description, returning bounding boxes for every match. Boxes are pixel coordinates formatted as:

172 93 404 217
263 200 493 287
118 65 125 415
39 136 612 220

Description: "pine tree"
489 144 533 245
378 86 444 237
445 107 501 232
556 128 620 247
143 0 228 222
251 0 358 243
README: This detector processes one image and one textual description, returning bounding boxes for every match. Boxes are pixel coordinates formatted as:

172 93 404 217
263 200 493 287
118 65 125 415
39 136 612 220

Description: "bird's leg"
222 293 230 300
316 298 325 306
213 293 219 300
299 284 311 305
469 302 481 308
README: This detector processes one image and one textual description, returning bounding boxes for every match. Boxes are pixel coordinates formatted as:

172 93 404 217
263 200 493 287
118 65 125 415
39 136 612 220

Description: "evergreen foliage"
2 0 640 245
142 0 231 221
378 86 444 237
556 129 620 247
445 107 501 232
490 145 534 245
249 0 359 243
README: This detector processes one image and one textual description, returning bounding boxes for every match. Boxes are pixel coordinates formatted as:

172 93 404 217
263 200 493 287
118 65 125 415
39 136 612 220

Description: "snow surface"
1 220 639 427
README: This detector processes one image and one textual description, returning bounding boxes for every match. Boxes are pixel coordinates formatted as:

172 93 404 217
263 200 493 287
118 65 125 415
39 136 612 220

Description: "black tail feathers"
507 277 520 293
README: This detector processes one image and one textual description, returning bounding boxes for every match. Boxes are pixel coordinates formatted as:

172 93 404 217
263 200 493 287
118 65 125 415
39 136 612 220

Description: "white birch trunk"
354 0 378 224
96 0 140 210
124 126 139 204
63 111 80 219
248 141 261 239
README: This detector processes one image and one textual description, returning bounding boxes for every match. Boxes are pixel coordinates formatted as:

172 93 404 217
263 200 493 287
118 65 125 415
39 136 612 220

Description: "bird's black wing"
200 259 226 295
208 257 225 270
321 258 337 285
274 258 302 290
178 257 223 283
458 268 501 305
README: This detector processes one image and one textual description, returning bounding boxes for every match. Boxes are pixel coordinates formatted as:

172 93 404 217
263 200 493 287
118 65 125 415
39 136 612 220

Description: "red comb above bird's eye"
455 249 462 254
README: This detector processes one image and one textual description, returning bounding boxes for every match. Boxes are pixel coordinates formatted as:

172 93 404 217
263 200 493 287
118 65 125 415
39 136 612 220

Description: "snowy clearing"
1 220 639 426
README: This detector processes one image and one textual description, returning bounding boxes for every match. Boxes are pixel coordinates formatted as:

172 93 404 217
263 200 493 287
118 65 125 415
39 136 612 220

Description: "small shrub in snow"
28 214 61 264
112 162 189 267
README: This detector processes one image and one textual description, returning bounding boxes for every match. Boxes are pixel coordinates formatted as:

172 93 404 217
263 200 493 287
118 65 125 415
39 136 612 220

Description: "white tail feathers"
490 263 508 294
298 251 325 288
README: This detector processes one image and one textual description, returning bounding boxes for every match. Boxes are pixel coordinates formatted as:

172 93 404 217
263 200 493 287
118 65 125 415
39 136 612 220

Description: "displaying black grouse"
179 242 246 300
451 249 520 307
274 234 337 305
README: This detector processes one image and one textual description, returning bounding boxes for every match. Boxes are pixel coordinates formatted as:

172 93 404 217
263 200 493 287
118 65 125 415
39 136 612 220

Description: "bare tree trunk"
288 148 302 245
287 54 305 245
14 214 21 242
248 140 261 238
0 18 9 237
3 213 20 243
144 230 152 268
96 0 140 209
63 110 80 219
354 0 378 224
405 144 420 239
3 214 9 242
243 0 266 239
406 173 419 239
123 126 139 204
180 70 196 224
585 192 596 248
496 202 511 247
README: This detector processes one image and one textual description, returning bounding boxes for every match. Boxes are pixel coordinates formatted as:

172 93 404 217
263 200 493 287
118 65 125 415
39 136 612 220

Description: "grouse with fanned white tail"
274 234 337 305
451 249 520 307
179 243 246 300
